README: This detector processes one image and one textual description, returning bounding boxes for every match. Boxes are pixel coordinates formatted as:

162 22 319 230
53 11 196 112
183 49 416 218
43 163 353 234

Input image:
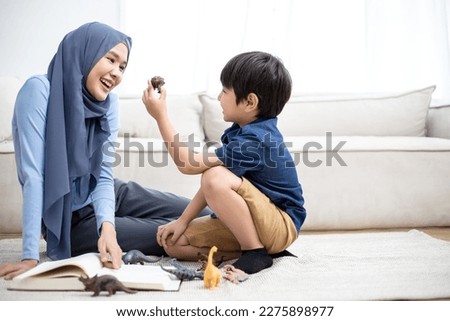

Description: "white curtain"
119 0 450 103
366 0 450 104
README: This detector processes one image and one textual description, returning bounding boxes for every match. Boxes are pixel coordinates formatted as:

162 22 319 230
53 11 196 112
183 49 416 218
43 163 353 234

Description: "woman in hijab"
0 22 209 279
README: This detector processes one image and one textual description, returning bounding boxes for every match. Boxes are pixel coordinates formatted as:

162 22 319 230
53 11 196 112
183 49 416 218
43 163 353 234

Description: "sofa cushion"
118 96 156 138
278 86 435 137
200 86 435 142
119 94 205 143
0 77 23 142
427 104 450 139
199 94 231 144
285 135 450 153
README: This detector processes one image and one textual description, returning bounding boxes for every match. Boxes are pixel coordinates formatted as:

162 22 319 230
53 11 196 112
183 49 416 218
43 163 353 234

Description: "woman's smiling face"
85 42 128 101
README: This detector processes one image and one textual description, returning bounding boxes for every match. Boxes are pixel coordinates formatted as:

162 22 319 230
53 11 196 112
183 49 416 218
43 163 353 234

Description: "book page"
97 265 181 291
12 253 104 280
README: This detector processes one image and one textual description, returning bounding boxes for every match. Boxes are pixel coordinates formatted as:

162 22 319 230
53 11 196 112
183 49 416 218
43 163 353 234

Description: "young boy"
142 51 306 276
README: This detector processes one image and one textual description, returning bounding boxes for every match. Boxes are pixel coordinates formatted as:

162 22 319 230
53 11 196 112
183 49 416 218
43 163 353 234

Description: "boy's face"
218 87 256 126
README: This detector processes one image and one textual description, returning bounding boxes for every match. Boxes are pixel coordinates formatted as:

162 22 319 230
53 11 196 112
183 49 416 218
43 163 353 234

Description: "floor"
2 226 449 301
301 226 450 241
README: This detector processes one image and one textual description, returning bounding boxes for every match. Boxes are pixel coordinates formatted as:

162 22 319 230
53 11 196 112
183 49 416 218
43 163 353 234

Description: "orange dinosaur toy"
203 246 222 289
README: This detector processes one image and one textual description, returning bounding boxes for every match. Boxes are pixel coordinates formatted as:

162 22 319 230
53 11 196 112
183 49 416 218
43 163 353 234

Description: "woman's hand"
0 259 38 280
156 219 188 248
98 221 123 269
142 79 168 121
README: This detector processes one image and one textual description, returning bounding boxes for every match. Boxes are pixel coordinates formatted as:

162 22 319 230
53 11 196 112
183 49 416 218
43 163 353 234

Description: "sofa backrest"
199 86 436 143
1 75 436 147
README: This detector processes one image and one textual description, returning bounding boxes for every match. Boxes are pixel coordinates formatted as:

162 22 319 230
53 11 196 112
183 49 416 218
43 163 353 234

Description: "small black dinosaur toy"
160 258 204 280
122 249 162 265
78 275 136 297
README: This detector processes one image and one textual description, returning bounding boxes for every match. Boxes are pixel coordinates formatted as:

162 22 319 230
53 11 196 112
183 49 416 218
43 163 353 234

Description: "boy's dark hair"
220 51 292 118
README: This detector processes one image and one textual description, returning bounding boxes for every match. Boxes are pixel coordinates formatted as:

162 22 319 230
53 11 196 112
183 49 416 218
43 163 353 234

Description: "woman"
0 22 207 279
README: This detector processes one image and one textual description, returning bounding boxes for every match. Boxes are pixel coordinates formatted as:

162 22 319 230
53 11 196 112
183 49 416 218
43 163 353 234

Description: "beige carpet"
1 229 449 301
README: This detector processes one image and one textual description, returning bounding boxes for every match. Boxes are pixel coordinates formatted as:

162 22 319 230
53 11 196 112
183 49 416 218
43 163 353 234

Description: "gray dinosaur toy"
122 249 162 265
160 258 204 280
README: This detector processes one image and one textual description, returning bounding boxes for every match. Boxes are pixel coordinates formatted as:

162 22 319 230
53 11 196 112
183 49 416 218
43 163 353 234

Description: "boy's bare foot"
223 265 249 283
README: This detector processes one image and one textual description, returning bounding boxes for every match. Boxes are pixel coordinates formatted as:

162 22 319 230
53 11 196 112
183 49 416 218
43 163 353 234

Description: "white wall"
0 0 121 80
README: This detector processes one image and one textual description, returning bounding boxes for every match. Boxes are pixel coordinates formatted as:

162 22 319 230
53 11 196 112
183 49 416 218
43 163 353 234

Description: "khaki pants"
184 178 298 257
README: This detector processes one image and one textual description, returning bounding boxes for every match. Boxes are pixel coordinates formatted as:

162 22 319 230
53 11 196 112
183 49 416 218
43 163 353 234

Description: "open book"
7 253 180 291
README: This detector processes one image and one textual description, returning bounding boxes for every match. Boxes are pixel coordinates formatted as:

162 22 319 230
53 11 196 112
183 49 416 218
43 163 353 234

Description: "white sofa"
1 76 450 237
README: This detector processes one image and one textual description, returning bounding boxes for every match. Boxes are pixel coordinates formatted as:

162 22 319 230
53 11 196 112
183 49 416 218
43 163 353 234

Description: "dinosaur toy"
78 275 136 297
160 258 204 280
203 246 222 289
151 76 165 93
122 249 162 265
197 252 226 270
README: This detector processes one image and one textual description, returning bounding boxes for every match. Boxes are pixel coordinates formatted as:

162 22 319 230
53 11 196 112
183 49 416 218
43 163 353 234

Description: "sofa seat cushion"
0 141 15 154
0 152 22 235
293 136 450 230
114 136 204 153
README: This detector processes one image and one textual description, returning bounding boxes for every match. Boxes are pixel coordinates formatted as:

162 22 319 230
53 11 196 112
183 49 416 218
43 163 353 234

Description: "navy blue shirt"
215 117 306 232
